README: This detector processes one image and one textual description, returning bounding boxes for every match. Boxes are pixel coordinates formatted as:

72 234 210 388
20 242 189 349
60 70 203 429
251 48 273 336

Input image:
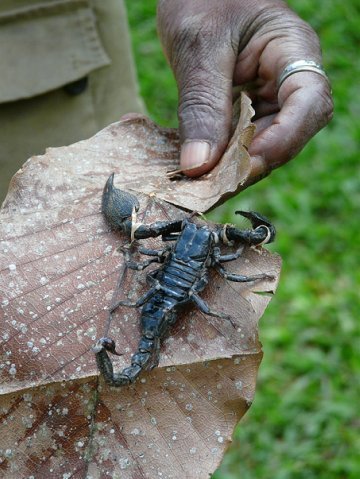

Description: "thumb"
158 4 237 176
178 56 235 177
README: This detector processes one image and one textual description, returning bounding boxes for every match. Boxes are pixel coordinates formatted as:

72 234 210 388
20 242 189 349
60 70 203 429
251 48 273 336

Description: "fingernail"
180 141 211 170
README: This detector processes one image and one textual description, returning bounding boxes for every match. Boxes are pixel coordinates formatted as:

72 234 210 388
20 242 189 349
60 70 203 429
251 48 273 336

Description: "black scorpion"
93 174 276 386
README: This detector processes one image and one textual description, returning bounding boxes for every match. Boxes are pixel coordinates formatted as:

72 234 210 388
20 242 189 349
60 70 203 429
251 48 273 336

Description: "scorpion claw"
102 173 140 234
233 210 276 245
235 211 273 231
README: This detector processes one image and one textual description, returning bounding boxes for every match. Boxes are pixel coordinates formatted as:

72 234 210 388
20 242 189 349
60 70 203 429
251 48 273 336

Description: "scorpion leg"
138 246 170 257
161 233 180 242
127 257 163 271
110 274 164 311
110 285 159 311
113 249 170 309
215 264 274 282
191 292 235 326
127 245 170 270
212 246 244 263
221 211 276 246
187 274 235 327
146 269 159 283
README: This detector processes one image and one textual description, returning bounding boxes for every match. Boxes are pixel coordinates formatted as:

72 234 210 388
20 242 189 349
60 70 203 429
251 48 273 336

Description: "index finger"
248 72 333 177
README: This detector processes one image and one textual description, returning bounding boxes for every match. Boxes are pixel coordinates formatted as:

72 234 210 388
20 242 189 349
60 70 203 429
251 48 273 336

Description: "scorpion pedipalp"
102 174 184 241
221 211 276 246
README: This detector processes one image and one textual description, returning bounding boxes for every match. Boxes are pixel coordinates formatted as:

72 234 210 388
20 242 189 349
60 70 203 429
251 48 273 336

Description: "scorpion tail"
102 173 140 234
93 335 160 387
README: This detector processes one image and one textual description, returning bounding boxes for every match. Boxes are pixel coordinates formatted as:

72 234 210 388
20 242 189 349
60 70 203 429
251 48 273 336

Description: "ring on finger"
278 60 330 90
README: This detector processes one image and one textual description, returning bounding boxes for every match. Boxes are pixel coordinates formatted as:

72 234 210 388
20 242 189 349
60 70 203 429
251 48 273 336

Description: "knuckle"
323 91 334 123
252 8 322 58
172 25 220 73
161 8 236 67
178 87 230 141
179 86 228 116
312 86 334 128
167 17 214 58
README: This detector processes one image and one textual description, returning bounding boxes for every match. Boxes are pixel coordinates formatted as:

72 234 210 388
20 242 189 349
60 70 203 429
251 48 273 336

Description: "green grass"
125 1 360 478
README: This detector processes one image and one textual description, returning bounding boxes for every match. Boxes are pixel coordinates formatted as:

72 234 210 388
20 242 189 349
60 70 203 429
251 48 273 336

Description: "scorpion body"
94 174 276 387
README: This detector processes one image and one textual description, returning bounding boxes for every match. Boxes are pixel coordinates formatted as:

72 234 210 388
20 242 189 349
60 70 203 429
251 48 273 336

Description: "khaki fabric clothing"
0 0 144 201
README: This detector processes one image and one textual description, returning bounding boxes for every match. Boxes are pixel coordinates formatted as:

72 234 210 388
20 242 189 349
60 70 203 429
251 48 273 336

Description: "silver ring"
278 60 329 89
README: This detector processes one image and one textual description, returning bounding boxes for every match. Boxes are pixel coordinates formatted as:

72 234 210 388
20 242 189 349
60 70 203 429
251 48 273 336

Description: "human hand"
157 0 333 182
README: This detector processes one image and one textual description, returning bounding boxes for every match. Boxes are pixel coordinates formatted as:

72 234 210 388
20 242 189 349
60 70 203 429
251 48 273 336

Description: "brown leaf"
2 92 253 216
0 99 281 478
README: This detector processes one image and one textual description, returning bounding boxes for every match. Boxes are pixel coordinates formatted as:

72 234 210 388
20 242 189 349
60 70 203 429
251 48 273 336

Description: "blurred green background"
124 1 360 478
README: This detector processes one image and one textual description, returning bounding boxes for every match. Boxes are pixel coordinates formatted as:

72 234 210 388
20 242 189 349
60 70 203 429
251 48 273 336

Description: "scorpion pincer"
93 173 276 387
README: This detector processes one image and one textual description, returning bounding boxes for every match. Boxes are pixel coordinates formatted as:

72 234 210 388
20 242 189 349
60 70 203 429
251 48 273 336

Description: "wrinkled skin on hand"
157 0 333 182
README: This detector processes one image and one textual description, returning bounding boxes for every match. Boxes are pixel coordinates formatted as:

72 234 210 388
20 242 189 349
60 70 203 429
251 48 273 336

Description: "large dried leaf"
0 99 281 478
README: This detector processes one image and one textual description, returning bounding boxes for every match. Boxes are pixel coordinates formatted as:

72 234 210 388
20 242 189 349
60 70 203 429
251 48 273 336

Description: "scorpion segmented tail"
94 301 177 386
